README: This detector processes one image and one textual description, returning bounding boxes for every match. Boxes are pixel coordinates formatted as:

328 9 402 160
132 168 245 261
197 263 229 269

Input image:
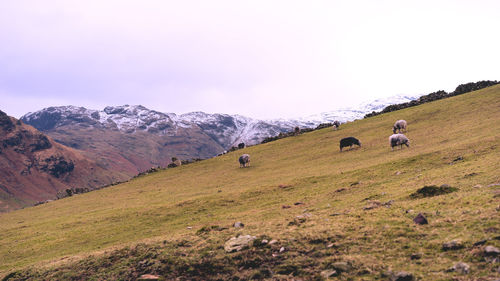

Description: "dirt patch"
410 185 458 199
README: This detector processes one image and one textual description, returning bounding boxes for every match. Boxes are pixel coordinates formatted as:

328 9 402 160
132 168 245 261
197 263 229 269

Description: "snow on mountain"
21 94 418 150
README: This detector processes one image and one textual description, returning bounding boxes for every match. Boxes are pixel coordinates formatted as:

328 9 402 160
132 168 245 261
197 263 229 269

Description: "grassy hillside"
1 85 499 280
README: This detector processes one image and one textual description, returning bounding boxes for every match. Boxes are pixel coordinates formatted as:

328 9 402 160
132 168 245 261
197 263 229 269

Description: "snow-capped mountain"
21 94 418 150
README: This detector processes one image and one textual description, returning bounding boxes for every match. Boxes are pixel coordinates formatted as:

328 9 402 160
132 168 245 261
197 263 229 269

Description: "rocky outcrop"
0 111 119 212
364 80 499 118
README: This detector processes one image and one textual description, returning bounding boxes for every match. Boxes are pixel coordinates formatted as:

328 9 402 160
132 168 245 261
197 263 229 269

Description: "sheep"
332 121 341 130
393 120 407 134
239 154 250 168
340 137 361 152
238 142 245 149
389 133 410 150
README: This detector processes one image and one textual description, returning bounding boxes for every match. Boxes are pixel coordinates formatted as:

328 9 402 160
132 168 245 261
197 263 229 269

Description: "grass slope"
1 85 500 280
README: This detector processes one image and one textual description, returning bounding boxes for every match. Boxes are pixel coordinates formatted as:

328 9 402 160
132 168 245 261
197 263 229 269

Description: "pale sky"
1 0 499 119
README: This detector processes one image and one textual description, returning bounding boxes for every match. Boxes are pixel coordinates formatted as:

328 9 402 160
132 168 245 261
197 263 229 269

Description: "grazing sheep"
239 154 250 168
340 137 361 152
332 120 341 130
238 142 245 149
389 133 410 150
393 120 407 134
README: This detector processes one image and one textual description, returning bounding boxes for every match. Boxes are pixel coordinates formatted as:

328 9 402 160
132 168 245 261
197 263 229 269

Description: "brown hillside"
0 111 125 212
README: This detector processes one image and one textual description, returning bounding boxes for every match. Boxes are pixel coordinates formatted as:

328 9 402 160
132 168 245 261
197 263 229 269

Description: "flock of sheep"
238 119 411 167
338 119 410 152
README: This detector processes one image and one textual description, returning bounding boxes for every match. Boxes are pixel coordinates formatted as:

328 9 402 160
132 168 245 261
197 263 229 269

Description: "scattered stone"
484 245 500 256
410 253 422 260
233 221 244 228
336 188 346 192
261 239 268 244
268 239 278 245
224 235 256 253
327 243 334 248
279 246 286 253
395 171 402 175
282 205 291 209
186 226 192 229
413 213 428 225
452 156 463 163
330 212 342 216
278 184 291 189
485 227 499 233
383 200 395 207
406 209 414 214
138 274 160 280
294 202 304 206
391 271 414 281
410 185 458 198
447 262 470 274
473 184 483 188
473 239 488 246
487 183 500 187
320 269 337 278
442 240 464 251
363 200 382 210
331 262 351 273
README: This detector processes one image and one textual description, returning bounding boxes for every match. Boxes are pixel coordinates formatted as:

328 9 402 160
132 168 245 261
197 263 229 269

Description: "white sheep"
393 120 407 134
389 133 410 150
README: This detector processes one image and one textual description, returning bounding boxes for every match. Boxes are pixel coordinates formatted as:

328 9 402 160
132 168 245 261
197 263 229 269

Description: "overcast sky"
1 1 499 119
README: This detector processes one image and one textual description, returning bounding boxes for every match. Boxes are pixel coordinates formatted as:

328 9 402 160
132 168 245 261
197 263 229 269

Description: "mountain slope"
2 85 499 280
0 111 123 212
19 95 417 178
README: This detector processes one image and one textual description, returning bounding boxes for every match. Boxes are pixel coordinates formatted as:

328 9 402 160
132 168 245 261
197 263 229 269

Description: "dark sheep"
393 120 407 134
239 154 250 168
389 133 410 150
339 137 361 152
238 142 245 149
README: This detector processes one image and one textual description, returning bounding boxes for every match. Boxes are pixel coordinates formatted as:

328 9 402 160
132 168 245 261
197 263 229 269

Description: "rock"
224 235 256 253
320 269 337 278
363 200 382 210
413 213 428 225
484 245 500 256
233 221 244 228
395 171 402 175
294 202 304 205
383 200 395 207
279 246 286 253
473 239 487 246
442 240 464 251
282 205 291 209
331 262 351 273
391 271 414 281
138 274 160 280
268 239 278 245
336 188 346 192
473 184 482 188
261 239 268 244
186 226 192 229
405 209 414 214
410 253 422 260
447 262 470 274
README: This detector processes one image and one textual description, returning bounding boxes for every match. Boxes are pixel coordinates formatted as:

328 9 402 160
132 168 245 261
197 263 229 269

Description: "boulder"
447 262 470 274
224 235 256 253
233 221 244 228
391 271 414 281
442 240 464 251
413 213 428 225
331 262 351 273
320 270 337 278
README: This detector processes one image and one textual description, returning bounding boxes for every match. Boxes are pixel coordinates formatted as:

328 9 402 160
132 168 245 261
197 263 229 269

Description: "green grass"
1 85 500 280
